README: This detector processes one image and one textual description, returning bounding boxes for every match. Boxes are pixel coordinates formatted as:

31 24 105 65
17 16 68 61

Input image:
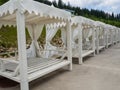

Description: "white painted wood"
28 60 70 82
66 21 72 70
0 71 20 82
92 28 95 56
28 59 63 74
72 50 94 58
96 28 99 54
103 28 106 48
118 30 120 42
106 29 108 48
0 61 5 72
78 25 83 64
82 50 95 57
0 58 19 64
16 11 29 90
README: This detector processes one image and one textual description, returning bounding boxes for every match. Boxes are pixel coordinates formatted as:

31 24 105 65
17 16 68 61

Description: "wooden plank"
73 50 94 58
0 71 20 82
78 24 83 64
28 60 63 74
28 60 70 82
66 21 72 70
0 58 19 64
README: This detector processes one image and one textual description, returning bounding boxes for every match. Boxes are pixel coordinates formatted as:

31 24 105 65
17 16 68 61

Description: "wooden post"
106 29 108 48
103 28 106 49
110 30 112 45
78 25 83 64
96 27 99 54
67 21 72 70
115 29 117 44
16 11 29 90
111 30 114 45
118 30 120 42
117 29 119 43
92 27 95 56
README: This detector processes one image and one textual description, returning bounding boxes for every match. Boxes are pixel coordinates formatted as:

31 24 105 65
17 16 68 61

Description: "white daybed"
0 0 72 90
71 16 96 64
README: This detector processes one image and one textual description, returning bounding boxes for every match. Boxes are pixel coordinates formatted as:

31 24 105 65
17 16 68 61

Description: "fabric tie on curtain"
72 25 82 49
44 24 59 58
27 24 43 58
82 27 92 50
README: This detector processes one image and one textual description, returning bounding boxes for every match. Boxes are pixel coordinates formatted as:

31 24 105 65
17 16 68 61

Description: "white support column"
110 30 113 45
115 29 117 44
117 29 119 43
96 27 99 54
111 30 114 45
66 21 72 70
16 11 29 90
118 30 120 42
78 25 83 64
106 29 108 48
92 27 95 56
103 28 106 49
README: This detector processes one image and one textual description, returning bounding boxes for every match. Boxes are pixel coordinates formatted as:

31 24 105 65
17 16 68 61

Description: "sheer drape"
44 26 59 58
27 24 43 58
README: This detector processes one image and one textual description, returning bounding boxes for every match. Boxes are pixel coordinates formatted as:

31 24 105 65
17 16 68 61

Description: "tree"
0 0 9 5
58 0 64 9
52 0 58 7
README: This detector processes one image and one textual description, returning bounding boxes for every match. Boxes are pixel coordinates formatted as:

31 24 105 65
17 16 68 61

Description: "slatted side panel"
27 58 64 74
0 58 66 76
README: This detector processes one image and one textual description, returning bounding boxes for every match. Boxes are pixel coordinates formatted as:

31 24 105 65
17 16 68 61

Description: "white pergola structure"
95 21 106 54
71 16 96 64
0 0 72 90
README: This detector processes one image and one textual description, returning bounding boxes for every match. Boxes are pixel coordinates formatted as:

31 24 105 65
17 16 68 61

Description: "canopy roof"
0 0 71 27
71 16 96 26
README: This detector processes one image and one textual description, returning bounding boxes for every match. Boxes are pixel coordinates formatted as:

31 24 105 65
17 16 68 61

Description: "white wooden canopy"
0 1 72 90
71 16 96 64
0 0 71 27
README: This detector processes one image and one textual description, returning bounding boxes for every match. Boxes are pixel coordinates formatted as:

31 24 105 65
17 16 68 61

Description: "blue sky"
49 0 120 14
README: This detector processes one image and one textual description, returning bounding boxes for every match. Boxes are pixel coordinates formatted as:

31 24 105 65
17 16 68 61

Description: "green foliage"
0 26 17 48
38 25 46 46
0 26 30 49
0 0 8 5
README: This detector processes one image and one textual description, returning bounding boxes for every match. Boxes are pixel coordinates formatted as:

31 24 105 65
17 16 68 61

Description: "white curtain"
82 27 93 50
82 28 90 40
27 24 43 58
99 27 104 39
44 26 59 58
72 25 81 49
